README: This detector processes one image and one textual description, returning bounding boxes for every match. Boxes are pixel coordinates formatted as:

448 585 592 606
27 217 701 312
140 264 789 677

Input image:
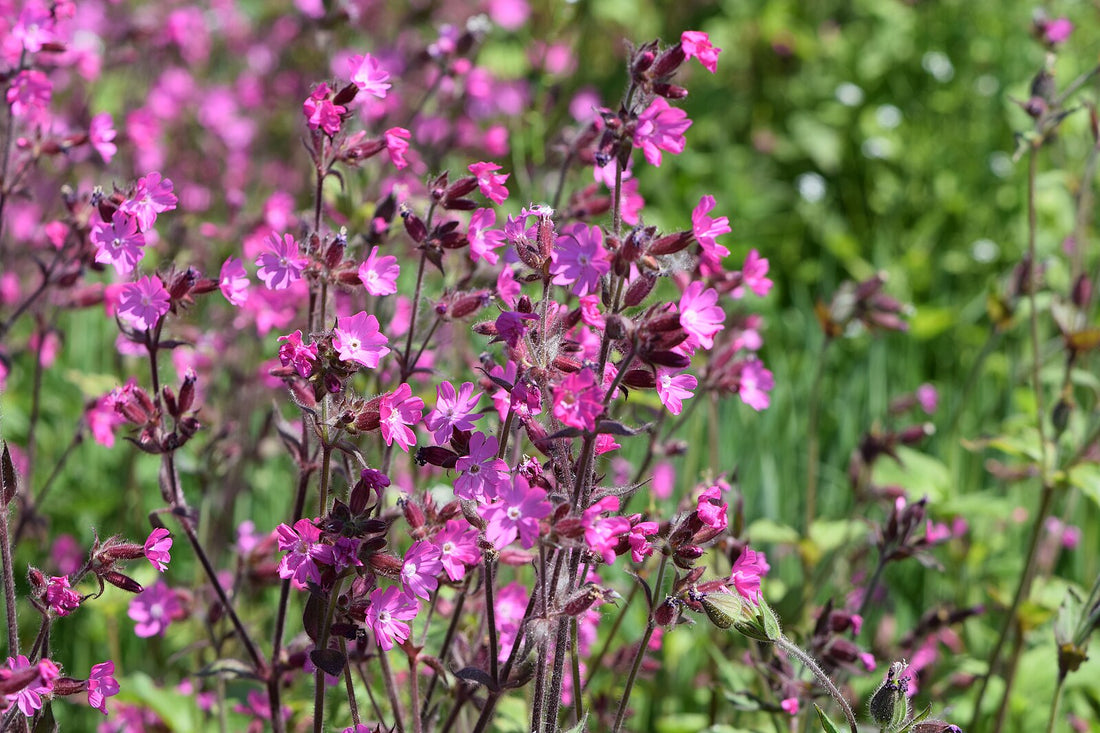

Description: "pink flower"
734 358 774 411
692 195 731 270
144 528 173 572
454 431 510 502
384 127 411 169
468 161 510 204
276 518 333 587
366 586 418 651
92 210 146 275
433 520 480 582
728 547 769 604
488 0 530 30
358 246 400 296
6 70 51 121
117 275 170 331
219 257 250 306
780 697 799 716
552 223 611 296
679 281 724 350
733 249 772 298
349 53 391 98
916 383 938 414
632 97 691 167
426 381 483 444
553 369 603 431
13 3 56 53
333 311 390 368
627 519 660 563
481 475 551 549
303 82 345 136
121 172 177 231
400 541 444 600
277 329 319 378
1043 17 1074 45
497 266 521 307
681 30 721 73
128 581 181 638
495 310 538 348
581 496 631 564
255 233 307 291
45 576 81 617
494 582 529 661
2 655 56 717
87 660 120 715
696 486 728 530
89 113 117 163
379 383 423 452
469 208 505 264
656 370 697 415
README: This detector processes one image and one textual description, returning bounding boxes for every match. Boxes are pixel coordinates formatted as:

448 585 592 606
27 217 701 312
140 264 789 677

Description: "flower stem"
805 336 831 533
775 635 857 733
1044 673 1066 733
379 647 405 732
611 554 669 733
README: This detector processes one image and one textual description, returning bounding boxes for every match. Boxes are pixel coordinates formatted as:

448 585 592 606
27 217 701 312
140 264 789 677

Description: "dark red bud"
651 44 686 77
621 369 656 389
402 210 428 243
402 500 426 529
623 273 657 307
333 83 359 107
652 83 689 100
102 570 144 594
162 386 179 418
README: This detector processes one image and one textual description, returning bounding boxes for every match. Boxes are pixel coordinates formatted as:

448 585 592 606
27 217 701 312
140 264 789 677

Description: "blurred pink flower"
121 172 177 231
384 127 411 169
679 281 725 350
219 257 250 306
88 113 117 163
656 370 697 415
349 53 391 98
255 233 307 291
117 276 170 331
681 30 721 73
128 581 181 638
468 161 510 204
553 368 603 431
92 211 145 275
633 97 691 167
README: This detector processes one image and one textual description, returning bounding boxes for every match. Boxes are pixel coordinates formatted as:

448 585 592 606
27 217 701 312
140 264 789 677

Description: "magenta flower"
2 655 57 717
552 368 603 432
627 519 660 563
433 520 480 581
276 518 333 587
696 485 728 530
379 383 423 452
656 369 697 415
679 281 725 350
469 208 505 264
581 496 632 564
303 82 345 136
117 275 171 332
256 233 307 291
916 383 939 414
384 127 411 169
551 223 610 296
144 528 173 572
45 576 81 617
128 581 181 638
692 195 731 270
780 697 799 716
400 541 444 600
454 431 510 502
120 172 177 231
277 329 319 378
13 4 56 53
481 475 551 549
92 210 146 275
87 660 120 715
728 546 770 604
6 70 51 120
1043 17 1074 45
681 30 721 73
333 311 390 368
733 249 772 298
89 113 117 163
358 246 400 296
494 582 530 661
468 161 510 204
734 358 774 411
632 97 691 167
495 310 538 348
366 586 419 651
219 257 250 306
425 380 483 444
349 53 391 97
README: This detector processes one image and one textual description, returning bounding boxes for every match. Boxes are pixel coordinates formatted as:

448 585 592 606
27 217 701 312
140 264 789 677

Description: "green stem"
1044 673 1066 733
611 554 669 733
775 636 857 733
805 337 831 532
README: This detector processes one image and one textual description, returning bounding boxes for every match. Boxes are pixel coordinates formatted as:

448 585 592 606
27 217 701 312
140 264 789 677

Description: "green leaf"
744 518 801 545
870 446 951 503
563 712 588 733
815 704 843 733
757 598 783 641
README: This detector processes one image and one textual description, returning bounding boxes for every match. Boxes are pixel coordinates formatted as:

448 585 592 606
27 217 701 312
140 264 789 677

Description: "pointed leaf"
815 704 842 733
310 647 347 677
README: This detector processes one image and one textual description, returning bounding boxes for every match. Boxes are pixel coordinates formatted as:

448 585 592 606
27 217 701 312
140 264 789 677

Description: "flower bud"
101 570 144 594
623 273 657 307
869 661 910 730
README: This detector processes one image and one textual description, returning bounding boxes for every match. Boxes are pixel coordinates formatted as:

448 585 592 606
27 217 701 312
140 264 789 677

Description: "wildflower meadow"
2 1 1100 732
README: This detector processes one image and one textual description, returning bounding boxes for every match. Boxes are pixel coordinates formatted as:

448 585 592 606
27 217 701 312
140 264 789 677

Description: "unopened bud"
869 661 910 729
101 570 144 594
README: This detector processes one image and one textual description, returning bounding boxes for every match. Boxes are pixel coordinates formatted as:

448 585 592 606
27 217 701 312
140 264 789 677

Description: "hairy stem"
775 635 857 733
611 554 669 733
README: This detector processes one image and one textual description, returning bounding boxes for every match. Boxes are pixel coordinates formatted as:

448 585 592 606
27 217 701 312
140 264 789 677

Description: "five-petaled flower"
468 161 510 204
454 431 509 502
425 380 483 444
349 53 391 98
633 97 691 167
359 246 401 296
255 233 307 291
552 368 603 432
678 281 725 351
379 383 423 452
400 541 444 599
481 474 552 549
87 660 120 715
333 311 390 368
92 210 146 275
117 275 171 332
128 581 181 638
366 585 419 651
120 171 177 231
551 223 611 296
